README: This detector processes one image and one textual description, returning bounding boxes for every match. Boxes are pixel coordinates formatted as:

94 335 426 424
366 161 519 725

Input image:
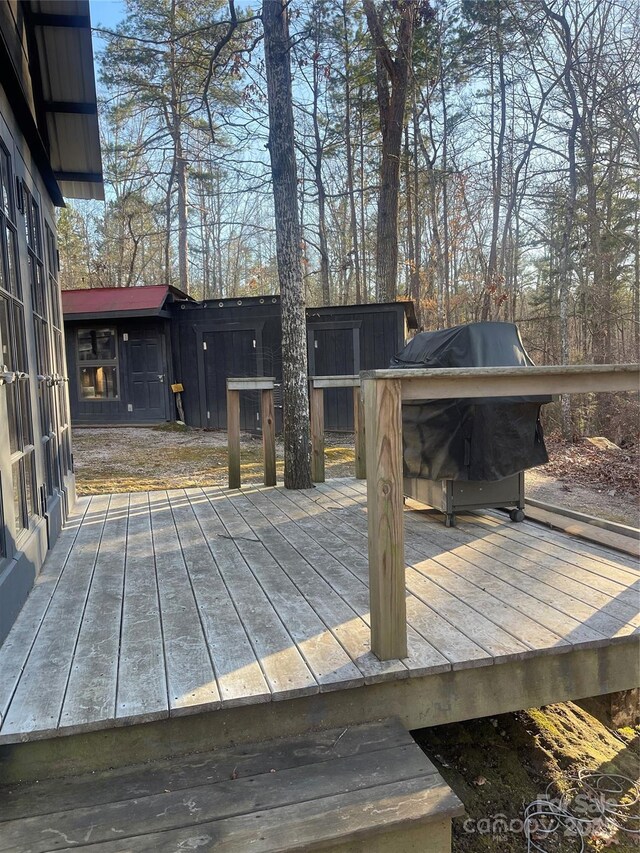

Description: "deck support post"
227 388 241 489
262 388 276 487
310 384 325 483
353 385 366 479
363 377 407 661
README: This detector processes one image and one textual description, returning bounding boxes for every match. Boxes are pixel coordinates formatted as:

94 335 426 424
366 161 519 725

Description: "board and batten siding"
170 300 409 433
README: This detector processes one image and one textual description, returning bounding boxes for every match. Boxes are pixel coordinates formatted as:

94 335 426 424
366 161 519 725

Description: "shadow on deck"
0 479 637 781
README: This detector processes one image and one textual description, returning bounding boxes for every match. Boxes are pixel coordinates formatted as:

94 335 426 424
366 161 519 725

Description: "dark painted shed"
62 285 194 424
62 288 417 431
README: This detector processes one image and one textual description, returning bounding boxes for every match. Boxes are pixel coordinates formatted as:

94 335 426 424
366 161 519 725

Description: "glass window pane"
79 365 118 399
19 380 33 446
78 328 116 361
12 303 27 371
0 147 12 219
0 295 10 368
6 226 20 297
24 451 38 517
12 460 25 532
6 382 19 454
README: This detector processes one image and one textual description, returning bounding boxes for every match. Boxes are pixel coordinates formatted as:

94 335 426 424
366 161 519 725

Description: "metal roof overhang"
30 1 103 202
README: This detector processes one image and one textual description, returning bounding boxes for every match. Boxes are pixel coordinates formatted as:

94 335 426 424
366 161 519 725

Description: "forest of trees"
60 0 639 380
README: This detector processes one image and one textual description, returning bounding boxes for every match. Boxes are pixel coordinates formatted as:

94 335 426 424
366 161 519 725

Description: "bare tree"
363 0 419 302
262 0 312 488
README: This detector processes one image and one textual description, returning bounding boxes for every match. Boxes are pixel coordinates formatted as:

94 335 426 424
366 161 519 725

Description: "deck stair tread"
0 719 463 853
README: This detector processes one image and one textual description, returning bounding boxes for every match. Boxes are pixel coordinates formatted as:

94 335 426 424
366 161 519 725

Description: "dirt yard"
72 425 639 527
414 701 639 852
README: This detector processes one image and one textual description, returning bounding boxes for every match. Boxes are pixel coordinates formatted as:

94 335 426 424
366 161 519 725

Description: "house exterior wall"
0 81 74 646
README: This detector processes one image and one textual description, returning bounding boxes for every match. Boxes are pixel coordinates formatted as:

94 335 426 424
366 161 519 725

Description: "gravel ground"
72 425 639 527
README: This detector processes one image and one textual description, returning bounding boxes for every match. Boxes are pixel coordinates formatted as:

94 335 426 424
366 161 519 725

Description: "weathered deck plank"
116 492 167 725
59 493 130 733
186 489 319 701
0 495 110 740
203 486 364 692
0 479 636 746
149 491 220 715
0 497 90 728
166 489 270 708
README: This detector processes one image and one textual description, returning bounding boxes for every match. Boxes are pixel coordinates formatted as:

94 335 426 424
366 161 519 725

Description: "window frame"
76 326 120 402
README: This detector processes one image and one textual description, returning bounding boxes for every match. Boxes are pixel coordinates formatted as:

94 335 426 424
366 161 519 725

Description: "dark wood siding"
171 300 407 433
66 318 172 425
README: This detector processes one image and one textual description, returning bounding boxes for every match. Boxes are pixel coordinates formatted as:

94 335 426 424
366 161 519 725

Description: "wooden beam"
360 364 640 401
363 377 406 661
311 375 360 389
262 389 277 487
227 377 275 391
353 386 366 480
309 385 325 484
227 389 241 489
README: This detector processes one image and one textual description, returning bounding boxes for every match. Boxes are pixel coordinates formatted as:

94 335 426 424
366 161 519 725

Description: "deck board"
150 491 221 715
60 493 129 733
166 489 270 708
1 495 111 739
0 479 637 745
116 491 167 725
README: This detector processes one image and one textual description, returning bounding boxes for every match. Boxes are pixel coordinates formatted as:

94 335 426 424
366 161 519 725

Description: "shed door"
202 329 259 430
309 326 359 431
128 328 168 421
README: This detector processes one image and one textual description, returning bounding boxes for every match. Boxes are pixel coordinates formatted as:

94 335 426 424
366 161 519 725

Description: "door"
127 327 168 421
202 328 259 430
309 325 359 431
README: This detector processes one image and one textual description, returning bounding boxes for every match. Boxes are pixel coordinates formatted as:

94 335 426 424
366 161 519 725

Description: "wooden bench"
0 719 463 852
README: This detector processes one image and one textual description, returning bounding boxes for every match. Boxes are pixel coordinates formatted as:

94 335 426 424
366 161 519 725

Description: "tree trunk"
262 0 312 489
342 0 361 304
363 0 415 303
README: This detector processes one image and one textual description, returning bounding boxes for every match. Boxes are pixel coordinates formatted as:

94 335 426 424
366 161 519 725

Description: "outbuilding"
62 287 417 432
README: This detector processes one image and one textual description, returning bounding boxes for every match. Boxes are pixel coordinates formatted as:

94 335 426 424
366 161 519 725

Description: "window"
77 328 119 400
0 148 37 537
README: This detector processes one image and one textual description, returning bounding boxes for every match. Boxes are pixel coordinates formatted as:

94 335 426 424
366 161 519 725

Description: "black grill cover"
391 322 551 481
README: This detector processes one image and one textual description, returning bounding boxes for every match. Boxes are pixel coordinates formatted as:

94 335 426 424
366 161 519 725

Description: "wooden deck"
0 479 638 751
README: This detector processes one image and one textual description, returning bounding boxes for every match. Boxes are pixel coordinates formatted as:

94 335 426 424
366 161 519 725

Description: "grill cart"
392 322 551 527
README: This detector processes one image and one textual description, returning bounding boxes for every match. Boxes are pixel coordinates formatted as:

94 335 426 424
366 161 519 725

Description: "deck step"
0 718 463 852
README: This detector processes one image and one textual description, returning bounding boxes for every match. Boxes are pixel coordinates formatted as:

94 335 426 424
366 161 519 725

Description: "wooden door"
309 325 359 431
202 329 259 430
127 327 168 421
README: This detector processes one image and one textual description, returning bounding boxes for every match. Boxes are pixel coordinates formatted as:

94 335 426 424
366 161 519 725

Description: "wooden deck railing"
309 376 366 482
360 363 640 661
227 377 277 489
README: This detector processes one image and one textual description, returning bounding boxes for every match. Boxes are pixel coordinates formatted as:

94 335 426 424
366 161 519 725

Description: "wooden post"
353 385 366 479
310 384 325 483
363 377 407 660
262 388 276 487
227 388 241 489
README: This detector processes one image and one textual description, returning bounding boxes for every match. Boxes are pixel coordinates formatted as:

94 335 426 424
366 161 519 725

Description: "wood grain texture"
361 363 640 400
261 388 277 486
0 719 461 853
227 387 241 489
0 480 636 745
363 378 407 660
353 385 366 479
310 384 325 483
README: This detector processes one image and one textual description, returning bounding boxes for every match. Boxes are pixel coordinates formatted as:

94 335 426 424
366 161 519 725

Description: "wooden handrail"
362 363 640 662
226 377 277 489
309 375 366 482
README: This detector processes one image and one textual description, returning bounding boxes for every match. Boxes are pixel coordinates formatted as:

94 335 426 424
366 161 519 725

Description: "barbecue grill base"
404 472 525 528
